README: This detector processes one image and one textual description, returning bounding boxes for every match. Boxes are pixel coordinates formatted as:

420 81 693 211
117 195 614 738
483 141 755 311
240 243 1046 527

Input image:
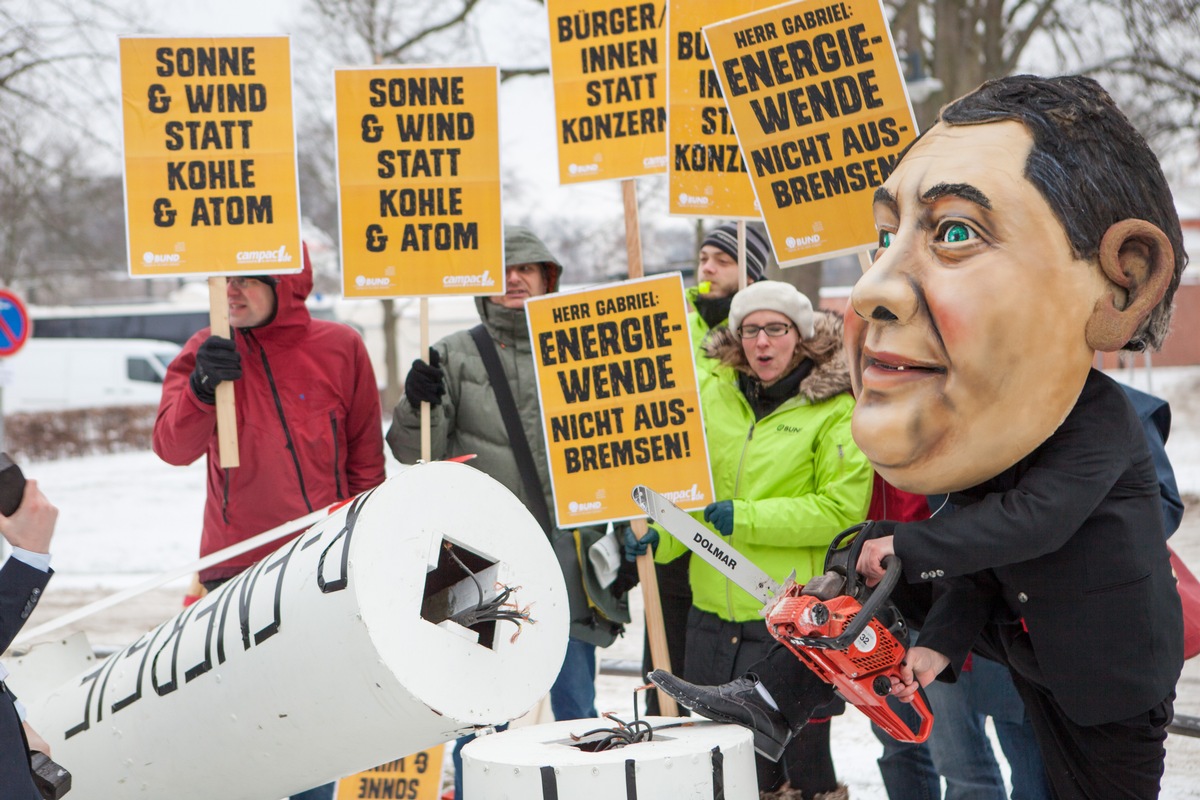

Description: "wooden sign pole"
621 178 679 717
420 297 432 462
208 276 239 468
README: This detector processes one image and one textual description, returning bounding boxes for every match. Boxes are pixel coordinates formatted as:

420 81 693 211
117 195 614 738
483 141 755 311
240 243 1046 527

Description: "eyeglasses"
228 277 265 289
739 322 793 339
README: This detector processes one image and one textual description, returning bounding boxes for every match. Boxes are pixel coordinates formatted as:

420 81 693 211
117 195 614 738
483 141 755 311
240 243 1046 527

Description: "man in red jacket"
153 247 385 800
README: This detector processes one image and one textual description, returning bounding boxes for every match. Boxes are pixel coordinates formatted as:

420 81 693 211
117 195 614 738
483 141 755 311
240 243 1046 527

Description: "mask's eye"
938 222 977 243
877 230 893 249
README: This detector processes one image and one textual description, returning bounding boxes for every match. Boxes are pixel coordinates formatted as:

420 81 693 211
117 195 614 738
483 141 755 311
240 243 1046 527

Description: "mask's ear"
1085 219 1174 352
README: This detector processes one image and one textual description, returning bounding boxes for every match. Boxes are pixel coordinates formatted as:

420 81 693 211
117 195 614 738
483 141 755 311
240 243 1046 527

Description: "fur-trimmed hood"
703 309 851 403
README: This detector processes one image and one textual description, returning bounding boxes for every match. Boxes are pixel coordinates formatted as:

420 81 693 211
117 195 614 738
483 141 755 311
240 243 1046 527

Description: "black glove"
405 349 444 408
611 556 641 596
189 335 242 404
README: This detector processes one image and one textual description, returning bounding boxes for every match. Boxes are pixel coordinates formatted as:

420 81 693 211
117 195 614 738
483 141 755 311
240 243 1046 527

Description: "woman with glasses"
652 280 872 800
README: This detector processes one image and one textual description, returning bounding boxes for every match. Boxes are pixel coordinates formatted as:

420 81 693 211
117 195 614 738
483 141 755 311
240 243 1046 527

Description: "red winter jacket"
154 251 385 582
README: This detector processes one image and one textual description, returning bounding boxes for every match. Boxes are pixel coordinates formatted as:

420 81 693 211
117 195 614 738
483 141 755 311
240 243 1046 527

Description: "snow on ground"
7 365 1200 797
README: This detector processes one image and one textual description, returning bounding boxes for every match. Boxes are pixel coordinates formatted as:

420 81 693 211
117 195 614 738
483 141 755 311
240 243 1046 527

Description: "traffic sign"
0 289 30 356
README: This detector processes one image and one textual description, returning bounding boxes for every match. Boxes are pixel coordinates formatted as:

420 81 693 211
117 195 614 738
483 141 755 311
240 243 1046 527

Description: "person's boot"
758 783 849 800
759 783 805 800
648 670 792 760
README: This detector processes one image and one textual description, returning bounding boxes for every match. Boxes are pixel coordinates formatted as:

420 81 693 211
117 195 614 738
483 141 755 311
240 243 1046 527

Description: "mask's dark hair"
939 74 1186 351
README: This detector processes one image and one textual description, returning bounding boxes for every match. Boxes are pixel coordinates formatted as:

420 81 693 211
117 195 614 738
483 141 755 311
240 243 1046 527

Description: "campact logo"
568 163 601 175
785 234 822 249
677 193 710 207
643 155 668 169
143 251 181 265
443 270 495 288
661 484 705 504
568 500 603 513
236 245 293 264
355 275 392 288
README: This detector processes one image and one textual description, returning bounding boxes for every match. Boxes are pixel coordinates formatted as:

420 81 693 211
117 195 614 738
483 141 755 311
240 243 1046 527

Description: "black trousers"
755 624 1173 800
686 608 840 795
752 643 837 731
972 625 1173 800
642 557 692 716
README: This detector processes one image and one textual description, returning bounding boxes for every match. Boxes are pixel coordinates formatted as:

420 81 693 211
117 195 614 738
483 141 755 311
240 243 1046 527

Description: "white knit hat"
728 280 815 339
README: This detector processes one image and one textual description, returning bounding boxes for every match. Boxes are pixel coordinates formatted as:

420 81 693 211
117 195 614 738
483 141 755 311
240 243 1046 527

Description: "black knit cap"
701 223 769 282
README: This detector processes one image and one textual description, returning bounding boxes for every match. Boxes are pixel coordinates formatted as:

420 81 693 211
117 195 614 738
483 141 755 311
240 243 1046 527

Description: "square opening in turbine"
421 540 502 649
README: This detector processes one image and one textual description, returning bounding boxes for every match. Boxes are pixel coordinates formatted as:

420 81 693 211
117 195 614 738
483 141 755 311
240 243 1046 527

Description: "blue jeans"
452 637 597 798
289 782 336 800
873 698 942 800
925 656 1051 800
549 637 598 721
872 653 1051 800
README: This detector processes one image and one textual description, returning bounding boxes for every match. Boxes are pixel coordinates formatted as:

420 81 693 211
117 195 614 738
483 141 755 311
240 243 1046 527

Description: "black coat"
894 369 1184 727
1 557 50 799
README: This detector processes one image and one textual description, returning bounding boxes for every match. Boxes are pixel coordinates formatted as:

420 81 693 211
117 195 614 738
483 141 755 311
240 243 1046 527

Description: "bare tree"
0 0 138 290
1081 1 1200 165
297 0 549 411
808 0 1200 294
889 0 1200 163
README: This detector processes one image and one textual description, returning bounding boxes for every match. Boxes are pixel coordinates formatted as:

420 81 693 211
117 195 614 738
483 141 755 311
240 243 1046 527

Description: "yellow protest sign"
336 747 443 800
668 0 776 218
335 65 503 298
704 0 917 265
120 36 302 277
528 274 713 526
546 0 668 184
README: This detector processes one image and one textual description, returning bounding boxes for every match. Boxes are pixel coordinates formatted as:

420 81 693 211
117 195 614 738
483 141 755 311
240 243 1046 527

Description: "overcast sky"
91 1 1198 265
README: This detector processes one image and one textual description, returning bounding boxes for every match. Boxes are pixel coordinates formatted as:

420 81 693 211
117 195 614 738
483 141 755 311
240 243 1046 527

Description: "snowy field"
7 365 1200 797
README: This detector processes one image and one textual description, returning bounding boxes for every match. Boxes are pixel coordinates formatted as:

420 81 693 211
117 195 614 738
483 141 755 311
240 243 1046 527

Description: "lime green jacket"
656 312 873 622
686 285 721 388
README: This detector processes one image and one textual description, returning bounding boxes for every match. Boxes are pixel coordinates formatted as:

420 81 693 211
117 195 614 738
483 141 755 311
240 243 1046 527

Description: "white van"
0 338 182 413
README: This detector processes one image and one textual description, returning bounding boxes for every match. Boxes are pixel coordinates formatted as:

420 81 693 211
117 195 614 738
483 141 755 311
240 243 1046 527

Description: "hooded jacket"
386 229 620 647
154 251 386 583
388 298 553 518
655 310 873 622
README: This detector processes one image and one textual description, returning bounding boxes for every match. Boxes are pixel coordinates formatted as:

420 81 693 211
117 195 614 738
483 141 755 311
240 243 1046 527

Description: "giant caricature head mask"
845 75 1186 494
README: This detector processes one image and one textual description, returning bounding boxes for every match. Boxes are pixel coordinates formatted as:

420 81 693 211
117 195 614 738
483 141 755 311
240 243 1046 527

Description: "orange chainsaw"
632 486 933 743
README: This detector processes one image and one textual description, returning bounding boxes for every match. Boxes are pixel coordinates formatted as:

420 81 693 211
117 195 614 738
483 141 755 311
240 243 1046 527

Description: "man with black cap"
154 247 386 800
691 222 770 380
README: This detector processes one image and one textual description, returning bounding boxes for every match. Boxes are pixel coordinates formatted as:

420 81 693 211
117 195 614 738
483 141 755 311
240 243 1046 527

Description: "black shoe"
648 670 792 760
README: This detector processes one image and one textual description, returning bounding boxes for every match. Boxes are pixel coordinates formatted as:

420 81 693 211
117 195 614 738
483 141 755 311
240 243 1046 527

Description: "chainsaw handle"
799 553 902 651
874 683 935 744
825 521 890 599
